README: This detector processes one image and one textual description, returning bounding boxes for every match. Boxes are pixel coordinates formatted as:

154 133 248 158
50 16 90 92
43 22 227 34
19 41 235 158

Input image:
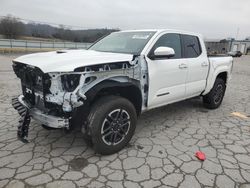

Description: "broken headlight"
61 74 81 92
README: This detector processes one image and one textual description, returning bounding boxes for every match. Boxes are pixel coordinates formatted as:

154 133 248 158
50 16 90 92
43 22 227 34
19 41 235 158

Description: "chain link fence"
0 39 92 50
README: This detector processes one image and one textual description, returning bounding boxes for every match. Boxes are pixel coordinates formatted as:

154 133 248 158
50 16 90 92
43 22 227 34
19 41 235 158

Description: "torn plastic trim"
77 66 141 99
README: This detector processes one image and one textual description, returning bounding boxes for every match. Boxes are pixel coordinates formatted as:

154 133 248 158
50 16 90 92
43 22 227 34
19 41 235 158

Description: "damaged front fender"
44 56 147 113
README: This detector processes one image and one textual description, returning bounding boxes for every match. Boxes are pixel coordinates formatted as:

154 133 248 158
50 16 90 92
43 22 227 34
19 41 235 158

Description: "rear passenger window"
151 33 182 59
182 35 202 58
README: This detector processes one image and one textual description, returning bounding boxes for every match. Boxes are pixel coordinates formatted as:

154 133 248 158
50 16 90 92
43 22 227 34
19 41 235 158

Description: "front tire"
203 78 226 109
87 96 137 155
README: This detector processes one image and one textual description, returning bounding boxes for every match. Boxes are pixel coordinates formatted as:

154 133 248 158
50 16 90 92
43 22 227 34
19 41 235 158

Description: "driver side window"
151 33 182 59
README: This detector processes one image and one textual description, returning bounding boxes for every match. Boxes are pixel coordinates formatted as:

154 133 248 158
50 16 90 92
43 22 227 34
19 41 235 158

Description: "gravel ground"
0 54 250 188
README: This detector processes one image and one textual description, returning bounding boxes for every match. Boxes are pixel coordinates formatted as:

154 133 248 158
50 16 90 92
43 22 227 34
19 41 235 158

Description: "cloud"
1 0 249 39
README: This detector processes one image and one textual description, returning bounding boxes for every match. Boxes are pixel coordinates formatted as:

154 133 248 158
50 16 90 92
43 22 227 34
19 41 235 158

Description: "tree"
0 15 24 38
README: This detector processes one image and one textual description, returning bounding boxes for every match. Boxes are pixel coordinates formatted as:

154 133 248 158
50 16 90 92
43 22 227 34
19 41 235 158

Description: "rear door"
182 34 209 98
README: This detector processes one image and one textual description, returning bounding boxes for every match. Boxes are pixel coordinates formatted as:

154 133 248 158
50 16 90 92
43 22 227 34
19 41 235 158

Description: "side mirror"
150 47 175 59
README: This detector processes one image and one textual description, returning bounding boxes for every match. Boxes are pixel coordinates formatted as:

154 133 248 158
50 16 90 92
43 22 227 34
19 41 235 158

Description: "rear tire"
203 78 226 109
87 96 137 155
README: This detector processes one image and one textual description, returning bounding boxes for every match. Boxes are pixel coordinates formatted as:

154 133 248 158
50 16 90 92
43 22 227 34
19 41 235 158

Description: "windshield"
89 31 156 55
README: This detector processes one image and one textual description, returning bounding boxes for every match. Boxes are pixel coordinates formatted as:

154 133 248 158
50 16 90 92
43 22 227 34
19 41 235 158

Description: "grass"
19 36 66 42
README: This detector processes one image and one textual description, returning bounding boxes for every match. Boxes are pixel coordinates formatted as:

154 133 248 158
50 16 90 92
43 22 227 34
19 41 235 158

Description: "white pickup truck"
12 29 233 154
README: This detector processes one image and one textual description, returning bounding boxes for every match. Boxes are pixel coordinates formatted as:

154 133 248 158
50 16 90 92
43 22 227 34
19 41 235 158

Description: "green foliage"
0 15 119 42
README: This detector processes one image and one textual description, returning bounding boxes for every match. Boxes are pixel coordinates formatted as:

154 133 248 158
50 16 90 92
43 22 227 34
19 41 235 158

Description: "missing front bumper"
12 95 70 129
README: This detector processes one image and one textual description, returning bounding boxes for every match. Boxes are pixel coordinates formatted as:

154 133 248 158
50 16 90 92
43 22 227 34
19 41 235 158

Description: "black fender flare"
85 79 142 115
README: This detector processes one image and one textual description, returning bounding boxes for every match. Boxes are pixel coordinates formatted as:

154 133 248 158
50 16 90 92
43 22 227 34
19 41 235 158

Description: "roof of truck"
118 29 202 37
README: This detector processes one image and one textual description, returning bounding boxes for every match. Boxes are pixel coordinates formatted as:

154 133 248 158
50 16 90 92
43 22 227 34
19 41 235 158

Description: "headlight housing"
61 74 81 92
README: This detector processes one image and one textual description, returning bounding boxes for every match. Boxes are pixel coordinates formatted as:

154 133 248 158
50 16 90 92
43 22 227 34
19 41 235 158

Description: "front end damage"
12 55 148 141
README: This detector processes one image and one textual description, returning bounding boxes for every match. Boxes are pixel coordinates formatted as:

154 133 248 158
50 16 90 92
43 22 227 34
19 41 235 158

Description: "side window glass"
151 33 182 59
182 35 202 58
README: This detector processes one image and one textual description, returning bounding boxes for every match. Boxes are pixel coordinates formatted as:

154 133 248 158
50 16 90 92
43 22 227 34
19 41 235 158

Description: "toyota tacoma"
12 29 233 155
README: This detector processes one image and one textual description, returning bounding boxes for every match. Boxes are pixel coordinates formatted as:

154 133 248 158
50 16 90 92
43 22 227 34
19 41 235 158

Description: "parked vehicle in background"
12 29 233 155
228 51 242 57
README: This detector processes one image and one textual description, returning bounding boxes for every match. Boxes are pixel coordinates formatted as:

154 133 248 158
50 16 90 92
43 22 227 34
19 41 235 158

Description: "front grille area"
13 62 67 117
13 62 47 109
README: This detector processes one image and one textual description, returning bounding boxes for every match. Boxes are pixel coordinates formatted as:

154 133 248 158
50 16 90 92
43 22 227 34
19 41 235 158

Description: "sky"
0 0 250 40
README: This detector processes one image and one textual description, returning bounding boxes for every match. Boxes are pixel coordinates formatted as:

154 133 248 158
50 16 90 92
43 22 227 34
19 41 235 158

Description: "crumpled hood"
13 49 134 73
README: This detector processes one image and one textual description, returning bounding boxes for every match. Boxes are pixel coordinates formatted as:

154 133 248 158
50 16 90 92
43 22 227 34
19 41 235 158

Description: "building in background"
205 39 250 55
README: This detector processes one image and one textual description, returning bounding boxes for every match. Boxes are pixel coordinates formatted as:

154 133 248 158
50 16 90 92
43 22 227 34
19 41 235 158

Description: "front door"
146 33 188 109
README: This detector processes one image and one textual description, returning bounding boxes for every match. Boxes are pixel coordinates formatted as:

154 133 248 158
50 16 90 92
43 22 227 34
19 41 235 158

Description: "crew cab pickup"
12 29 233 154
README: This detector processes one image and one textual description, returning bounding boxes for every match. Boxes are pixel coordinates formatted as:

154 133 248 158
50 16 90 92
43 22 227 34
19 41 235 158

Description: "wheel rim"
101 109 131 146
213 84 224 104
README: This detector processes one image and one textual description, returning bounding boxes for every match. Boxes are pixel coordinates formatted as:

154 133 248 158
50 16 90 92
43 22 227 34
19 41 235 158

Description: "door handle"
201 62 208 67
179 64 188 69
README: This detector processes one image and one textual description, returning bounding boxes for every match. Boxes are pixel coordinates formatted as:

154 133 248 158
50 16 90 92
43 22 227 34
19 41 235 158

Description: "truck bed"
208 56 233 68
